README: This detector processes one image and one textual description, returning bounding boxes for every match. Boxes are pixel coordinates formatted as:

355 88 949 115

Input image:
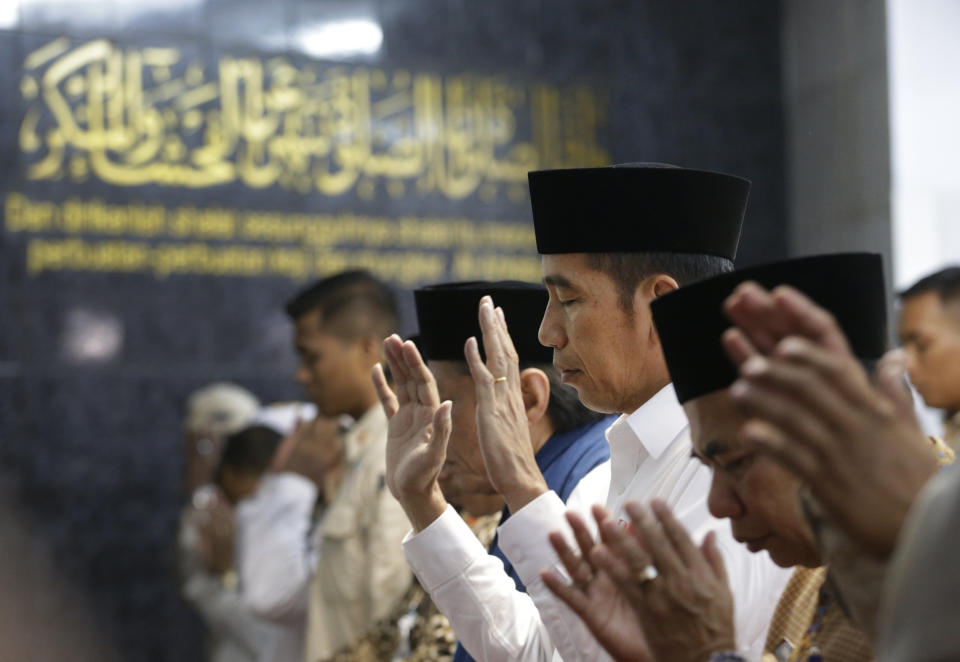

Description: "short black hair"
216 425 282 481
899 266 960 304
285 270 400 340
587 252 735 309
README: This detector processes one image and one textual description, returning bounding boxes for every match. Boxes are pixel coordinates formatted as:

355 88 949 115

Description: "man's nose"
538 303 566 349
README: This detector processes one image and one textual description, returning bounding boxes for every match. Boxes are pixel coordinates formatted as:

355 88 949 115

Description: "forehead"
294 310 345 345
541 253 610 290
429 361 476 396
900 291 944 322
683 390 746 454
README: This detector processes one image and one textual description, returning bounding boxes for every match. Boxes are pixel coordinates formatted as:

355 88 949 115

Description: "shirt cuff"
402 505 492 592
497 490 568 587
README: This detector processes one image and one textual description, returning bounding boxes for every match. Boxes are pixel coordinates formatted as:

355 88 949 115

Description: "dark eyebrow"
543 274 575 289
702 440 729 462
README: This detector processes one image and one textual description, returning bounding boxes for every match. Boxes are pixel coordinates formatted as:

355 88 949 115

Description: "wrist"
401 484 449 532
501 475 549 513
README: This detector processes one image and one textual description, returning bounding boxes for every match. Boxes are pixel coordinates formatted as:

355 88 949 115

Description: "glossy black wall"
0 2 785 661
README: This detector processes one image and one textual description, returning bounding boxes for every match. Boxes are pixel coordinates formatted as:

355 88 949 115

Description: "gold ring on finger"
494 376 508 383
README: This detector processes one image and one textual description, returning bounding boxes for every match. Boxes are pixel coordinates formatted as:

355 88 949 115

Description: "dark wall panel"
0 2 785 660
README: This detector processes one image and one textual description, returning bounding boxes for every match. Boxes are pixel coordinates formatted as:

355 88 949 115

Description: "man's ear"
519 367 550 426
646 273 681 301
357 333 383 364
638 273 679 344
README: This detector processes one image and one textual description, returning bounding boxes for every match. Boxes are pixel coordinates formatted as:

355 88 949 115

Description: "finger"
465 335 495 401
700 530 730 588
650 500 705 571
566 510 597 561
383 335 411 403
541 568 591 618
595 515 654 588
624 502 683 577
430 401 453 459
548 530 596 587
383 334 409 380
371 362 400 418
731 375 837 460
591 503 615 530
722 327 760 367
735 350 862 437
771 285 853 355
589 542 638 593
402 340 441 409
478 296 519 384
772 336 873 404
723 282 792 354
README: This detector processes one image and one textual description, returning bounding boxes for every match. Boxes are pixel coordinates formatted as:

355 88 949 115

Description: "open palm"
375 335 451 504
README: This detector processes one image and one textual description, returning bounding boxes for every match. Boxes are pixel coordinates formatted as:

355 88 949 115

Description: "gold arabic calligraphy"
19 38 609 200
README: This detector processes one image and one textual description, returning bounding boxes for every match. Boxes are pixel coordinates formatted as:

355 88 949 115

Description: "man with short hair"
372 281 615 661
237 270 413 662
433 165 789 660
898 266 960 448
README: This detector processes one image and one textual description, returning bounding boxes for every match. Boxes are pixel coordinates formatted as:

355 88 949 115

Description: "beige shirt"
942 411 960 451
306 404 413 662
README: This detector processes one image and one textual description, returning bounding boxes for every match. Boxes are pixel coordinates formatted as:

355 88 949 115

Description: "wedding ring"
494 376 508 383
636 565 659 585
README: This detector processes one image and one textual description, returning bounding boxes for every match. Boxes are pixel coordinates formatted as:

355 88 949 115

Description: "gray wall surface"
782 0 892 269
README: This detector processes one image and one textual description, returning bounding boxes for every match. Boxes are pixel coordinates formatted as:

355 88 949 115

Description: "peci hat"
528 163 749 259
650 252 888 403
414 281 552 364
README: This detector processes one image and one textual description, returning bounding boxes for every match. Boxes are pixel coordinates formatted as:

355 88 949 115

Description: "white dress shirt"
403 461 611 661
235 472 318 662
179 496 290 662
407 384 790 662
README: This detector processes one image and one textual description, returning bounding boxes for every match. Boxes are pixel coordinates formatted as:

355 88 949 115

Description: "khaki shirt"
305 405 412 661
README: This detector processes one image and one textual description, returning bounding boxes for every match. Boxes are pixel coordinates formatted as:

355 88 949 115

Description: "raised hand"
601 500 735 662
540 509 653 662
464 296 548 512
272 410 344 499
541 501 736 662
723 284 937 558
374 334 452 531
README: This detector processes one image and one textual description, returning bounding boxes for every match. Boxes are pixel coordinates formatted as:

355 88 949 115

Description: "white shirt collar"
606 383 688 461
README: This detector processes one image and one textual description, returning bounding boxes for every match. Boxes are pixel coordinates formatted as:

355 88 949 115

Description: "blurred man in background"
238 270 412 662
177 382 264 662
898 266 960 449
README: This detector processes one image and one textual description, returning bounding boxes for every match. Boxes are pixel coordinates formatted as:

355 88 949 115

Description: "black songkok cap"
528 163 749 259
414 281 551 363
651 253 888 403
